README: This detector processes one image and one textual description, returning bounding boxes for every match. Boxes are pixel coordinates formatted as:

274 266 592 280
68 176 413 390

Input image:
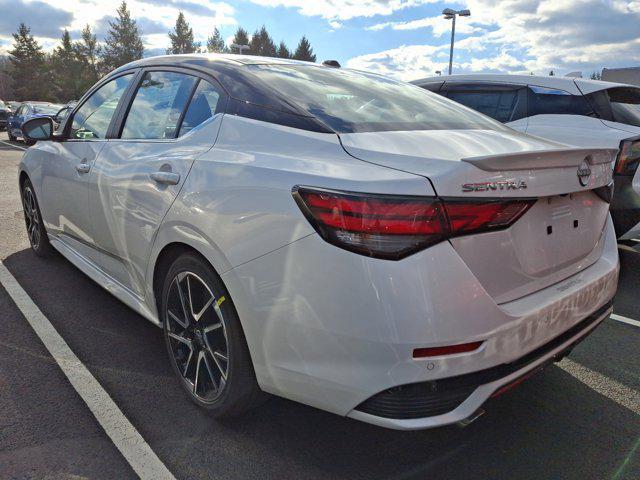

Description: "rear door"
87 68 227 297
441 82 529 132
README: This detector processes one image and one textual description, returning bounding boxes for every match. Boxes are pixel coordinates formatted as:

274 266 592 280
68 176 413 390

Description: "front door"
87 69 226 297
39 73 136 259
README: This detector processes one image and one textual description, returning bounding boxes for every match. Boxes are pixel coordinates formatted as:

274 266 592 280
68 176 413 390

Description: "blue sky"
1 0 639 80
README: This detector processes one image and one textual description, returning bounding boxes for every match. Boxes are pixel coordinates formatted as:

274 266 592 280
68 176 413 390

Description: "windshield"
33 104 63 115
247 65 505 133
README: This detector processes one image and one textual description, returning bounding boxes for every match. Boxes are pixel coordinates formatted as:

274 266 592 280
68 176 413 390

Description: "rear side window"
121 71 198 139
528 86 595 117
446 87 527 123
71 74 133 139
587 87 640 127
178 80 222 136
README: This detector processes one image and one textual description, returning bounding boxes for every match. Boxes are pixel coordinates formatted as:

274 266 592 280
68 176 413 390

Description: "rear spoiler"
462 148 618 172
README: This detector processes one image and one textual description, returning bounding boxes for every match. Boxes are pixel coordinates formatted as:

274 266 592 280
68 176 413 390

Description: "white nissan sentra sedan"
18 55 619 430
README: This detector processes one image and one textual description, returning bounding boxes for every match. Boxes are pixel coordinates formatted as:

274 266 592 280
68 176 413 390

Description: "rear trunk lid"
340 129 617 304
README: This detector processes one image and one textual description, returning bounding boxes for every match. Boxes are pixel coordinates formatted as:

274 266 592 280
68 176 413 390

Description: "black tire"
24 138 36 146
21 178 54 257
161 252 264 416
8 131 16 142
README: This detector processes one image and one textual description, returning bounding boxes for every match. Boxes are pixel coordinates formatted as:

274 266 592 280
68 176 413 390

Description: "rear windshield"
33 104 63 115
247 65 505 133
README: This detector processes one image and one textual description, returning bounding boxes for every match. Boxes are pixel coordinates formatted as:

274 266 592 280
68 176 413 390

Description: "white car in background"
412 74 640 240
18 56 619 430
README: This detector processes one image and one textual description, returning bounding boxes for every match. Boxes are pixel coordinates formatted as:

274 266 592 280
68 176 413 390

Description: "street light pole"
443 8 470 75
448 14 456 76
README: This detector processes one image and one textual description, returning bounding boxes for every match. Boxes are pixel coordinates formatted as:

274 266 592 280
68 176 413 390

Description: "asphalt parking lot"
0 133 639 480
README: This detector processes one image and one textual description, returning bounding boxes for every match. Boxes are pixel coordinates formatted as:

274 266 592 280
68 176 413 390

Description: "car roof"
112 53 316 74
410 73 638 95
106 53 335 134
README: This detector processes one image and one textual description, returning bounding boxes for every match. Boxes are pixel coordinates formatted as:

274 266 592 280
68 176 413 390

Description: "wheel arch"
150 240 261 376
18 169 29 189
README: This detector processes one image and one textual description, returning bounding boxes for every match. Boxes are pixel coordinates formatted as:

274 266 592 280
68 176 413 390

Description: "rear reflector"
293 186 535 259
413 341 483 358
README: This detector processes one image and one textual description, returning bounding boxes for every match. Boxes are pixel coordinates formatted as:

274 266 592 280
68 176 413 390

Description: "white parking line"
557 358 640 416
0 262 176 480
610 313 640 328
0 139 26 151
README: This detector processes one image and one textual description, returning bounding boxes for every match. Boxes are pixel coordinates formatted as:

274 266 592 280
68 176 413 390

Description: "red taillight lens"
445 199 535 235
293 187 535 259
614 139 640 175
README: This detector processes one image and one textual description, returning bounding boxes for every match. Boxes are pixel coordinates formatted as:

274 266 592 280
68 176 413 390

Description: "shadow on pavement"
3 248 639 480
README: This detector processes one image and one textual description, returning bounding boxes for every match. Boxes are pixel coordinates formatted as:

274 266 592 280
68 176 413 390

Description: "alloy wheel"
22 186 40 249
165 271 229 403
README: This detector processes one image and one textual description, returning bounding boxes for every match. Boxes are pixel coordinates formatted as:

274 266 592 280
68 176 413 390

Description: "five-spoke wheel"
21 179 53 256
161 253 263 415
165 271 229 403
22 185 41 249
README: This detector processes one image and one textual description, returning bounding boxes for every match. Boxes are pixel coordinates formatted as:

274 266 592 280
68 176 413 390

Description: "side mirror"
22 117 53 142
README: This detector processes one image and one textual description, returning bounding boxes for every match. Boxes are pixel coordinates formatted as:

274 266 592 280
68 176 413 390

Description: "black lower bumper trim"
355 301 612 420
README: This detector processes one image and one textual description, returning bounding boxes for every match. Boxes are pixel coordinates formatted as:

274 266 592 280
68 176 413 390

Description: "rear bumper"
348 301 611 429
222 215 619 429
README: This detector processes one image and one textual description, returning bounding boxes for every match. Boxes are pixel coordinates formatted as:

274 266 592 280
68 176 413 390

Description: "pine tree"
167 11 199 54
74 25 101 92
100 1 144 72
206 27 226 53
549 70 555 76
230 27 249 53
292 36 316 62
249 26 277 57
276 41 291 59
590 71 602 80
8 23 50 101
50 29 86 101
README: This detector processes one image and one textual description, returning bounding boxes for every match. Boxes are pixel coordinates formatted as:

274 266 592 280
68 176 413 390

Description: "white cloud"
367 15 481 37
347 43 448 80
0 0 237 51
247 0 439 21
350 0 640 80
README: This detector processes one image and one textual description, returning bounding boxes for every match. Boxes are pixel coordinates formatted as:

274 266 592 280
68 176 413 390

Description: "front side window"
446 87 527 123
71 74 134 140
246 65 504 133
121 71 198 139
528 85 595 118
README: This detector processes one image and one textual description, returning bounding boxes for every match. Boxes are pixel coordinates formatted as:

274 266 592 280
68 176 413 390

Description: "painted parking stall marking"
610 313 640 328
0 139 26 151
557 358 640 416
0 261 176 480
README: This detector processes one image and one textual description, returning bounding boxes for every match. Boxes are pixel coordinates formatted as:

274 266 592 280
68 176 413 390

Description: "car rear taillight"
293 186 535 259
614 138 640 175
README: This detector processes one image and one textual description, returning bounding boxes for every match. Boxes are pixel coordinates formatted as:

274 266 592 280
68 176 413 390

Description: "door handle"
75 163 90 174
151 171 180 185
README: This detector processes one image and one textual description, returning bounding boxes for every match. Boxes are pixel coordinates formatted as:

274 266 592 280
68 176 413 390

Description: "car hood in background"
599 119 640 136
